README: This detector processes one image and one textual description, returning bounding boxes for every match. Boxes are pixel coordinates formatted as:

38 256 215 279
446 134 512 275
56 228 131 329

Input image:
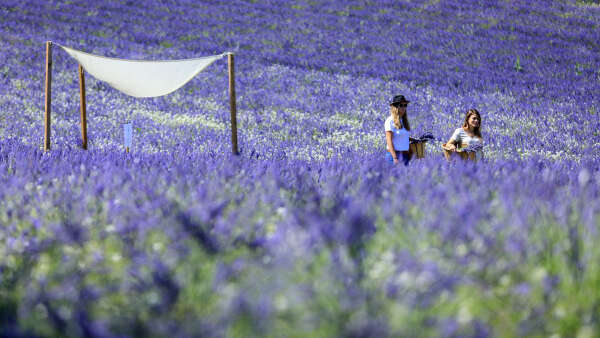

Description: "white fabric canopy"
59 44 225 98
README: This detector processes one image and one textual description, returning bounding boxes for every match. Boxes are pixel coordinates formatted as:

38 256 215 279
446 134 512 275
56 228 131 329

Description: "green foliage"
514 55 523 72
575 0 600 6
160 41 173 48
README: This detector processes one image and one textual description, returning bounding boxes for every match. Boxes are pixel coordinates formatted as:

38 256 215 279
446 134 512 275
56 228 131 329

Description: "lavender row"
0 0 599 336
1 0 599 98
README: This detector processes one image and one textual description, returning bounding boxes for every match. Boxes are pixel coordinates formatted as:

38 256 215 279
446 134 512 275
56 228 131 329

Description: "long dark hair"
462 108 482 138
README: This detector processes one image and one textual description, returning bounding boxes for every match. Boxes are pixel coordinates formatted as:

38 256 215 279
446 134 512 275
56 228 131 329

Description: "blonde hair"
391 105 411 131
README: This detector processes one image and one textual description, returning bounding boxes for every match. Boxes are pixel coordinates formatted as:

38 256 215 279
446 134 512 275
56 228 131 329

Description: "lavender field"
1 0 600 336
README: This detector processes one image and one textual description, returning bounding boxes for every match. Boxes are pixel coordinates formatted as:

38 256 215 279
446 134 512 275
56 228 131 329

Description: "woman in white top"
444 108 484 159
385 95 412 165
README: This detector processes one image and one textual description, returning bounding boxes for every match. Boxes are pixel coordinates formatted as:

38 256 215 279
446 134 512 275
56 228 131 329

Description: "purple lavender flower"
0 0 598 336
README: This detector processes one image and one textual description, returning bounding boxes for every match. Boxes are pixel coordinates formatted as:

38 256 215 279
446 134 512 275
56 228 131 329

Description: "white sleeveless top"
384 116 410 151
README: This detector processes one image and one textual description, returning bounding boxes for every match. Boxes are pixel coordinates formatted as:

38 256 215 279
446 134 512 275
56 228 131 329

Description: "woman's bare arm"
386 131 399 163
444 138 457 151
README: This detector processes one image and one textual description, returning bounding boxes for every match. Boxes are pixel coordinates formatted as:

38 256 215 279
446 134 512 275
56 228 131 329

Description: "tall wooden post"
44 41 52 151
228 53 238 155
78 65 88 150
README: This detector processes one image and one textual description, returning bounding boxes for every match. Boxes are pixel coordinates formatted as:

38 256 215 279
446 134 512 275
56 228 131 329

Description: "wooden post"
78 64 88 150
44 41 52 151
228 53 239 155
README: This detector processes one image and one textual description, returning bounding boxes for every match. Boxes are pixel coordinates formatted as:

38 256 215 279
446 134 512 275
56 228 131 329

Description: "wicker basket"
442 143 476 161
409 141 426 159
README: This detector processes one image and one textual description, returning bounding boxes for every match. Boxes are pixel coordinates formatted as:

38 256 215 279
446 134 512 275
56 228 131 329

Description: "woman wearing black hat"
385 95 412 165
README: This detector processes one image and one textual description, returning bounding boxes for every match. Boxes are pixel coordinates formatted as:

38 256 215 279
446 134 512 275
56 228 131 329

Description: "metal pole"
228 53 238 155
79 65 88 150
44 41 52 151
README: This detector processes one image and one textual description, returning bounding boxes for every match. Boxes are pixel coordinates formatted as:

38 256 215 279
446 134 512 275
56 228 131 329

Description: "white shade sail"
59 44 225 98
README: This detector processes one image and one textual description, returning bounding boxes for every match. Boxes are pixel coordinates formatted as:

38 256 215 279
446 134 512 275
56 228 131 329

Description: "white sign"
123 122 132 148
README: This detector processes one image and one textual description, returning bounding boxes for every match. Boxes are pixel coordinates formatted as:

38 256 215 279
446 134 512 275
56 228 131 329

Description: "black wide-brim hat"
390 95 410 105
